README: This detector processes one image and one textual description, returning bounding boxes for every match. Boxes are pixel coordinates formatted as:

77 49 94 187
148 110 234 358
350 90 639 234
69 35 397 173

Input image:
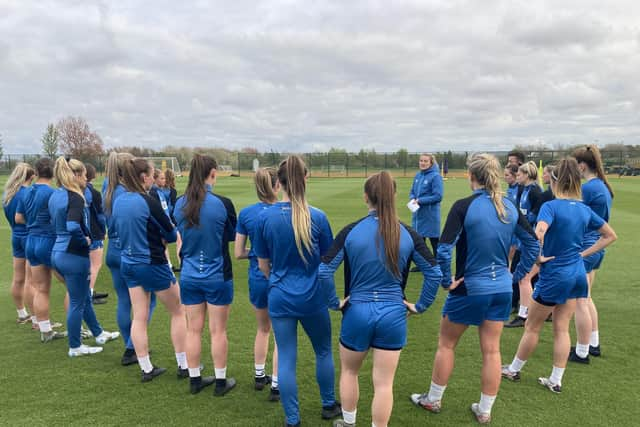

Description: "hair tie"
551 169 558 181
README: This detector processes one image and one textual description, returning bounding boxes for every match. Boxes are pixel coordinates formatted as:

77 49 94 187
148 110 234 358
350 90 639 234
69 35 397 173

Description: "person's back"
174 190 235 283
25 183 55 237
538 199 603 267
581 178 611 247
237 201 272 279
48 188 89 257
4 186 30 234
440 191 533 295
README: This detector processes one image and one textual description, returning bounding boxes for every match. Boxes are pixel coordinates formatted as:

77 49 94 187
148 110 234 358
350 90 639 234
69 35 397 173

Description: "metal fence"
2 148 639 177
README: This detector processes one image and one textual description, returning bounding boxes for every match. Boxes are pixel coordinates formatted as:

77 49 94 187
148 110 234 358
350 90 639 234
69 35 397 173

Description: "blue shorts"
442 292 512 326
105 243 121 270
26 235 55 267
180 279 233 306
340 301 407 352
12 234 27 258
90 240 104 250
583 251 604 273
534 262 588 305
121 262 176 292
249 275 269 309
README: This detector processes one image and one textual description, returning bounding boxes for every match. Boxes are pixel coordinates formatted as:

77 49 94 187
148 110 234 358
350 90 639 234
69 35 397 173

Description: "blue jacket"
437 190 539 296
23 183 56 237
409 164 443 238
581 178 611 248
3 186 30 237
174 186 236 283
236 201 274 283
319 212 442 313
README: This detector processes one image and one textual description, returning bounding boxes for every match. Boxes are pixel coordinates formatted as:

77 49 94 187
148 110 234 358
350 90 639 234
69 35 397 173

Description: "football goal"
143 157 182 176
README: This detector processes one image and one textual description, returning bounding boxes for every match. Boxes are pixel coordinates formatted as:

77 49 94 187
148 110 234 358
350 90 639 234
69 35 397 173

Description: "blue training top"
537 199 605 268
581 178 611 248
23 183 56 237
437 189 539 296
48 188 91 257
409 164 443 238
319 211 443 313
518 183 543 226
252 201 333 318
174 186 236 283
506 183 519 206
113 191 177 265
149 185 172 220
4 186 30 236
85 183 106 241
236 201 274 283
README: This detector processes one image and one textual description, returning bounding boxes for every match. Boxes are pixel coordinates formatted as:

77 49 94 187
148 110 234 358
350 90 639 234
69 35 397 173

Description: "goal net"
143 157 182 176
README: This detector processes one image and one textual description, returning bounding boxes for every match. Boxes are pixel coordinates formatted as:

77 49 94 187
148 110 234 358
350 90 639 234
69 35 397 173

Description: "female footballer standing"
235 167 280 400
3 162 36 324
570 145 614 362
174 154 238 395
409 153 443 255
49 157 119 356
113 158 187 382
410 154 539 424
320 171 442 427
253 155 340 427
502 158 617 393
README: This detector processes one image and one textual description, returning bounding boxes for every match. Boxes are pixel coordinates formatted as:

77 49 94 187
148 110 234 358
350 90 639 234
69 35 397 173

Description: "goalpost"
143 157 182 176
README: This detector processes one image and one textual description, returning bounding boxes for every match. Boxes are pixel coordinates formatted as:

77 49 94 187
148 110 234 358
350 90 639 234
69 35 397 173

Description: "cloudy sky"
1 0 639 153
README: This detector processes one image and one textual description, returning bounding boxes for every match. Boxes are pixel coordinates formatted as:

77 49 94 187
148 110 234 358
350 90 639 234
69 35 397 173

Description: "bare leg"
514 300 554 362
371 348 401 427
431 316 468 387
207 304 231 369
185 303 206 369
155 283 186 354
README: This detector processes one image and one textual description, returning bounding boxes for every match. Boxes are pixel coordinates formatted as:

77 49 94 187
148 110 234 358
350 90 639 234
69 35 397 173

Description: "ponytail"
551 158 582 200
105 151 134 214
54 156 85 200
468 154 508 223
3 163 35 206
278 155 312 262
165 169 176 189
254 167 278 203
121 158 152 194
183 154 217 227
573 145 614 198
364 171 400 278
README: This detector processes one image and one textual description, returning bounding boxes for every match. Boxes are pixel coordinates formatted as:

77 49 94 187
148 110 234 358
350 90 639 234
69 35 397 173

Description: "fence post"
346 153 349 177
327 152 330 178
364 152 368 177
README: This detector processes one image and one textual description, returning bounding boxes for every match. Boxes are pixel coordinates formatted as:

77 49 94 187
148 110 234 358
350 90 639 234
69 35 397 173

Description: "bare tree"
41 123 59 158
56 116 104 162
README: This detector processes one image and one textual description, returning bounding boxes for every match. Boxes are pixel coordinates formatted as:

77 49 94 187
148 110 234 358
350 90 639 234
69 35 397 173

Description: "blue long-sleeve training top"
236 201 274 282
174 186 237 283
581 178 611 248
409 164 443 238
112 191 177 265
22 183 56 237
102 181 126 246
437 189 539 296
252 201 333 318
85 183 106 241
48 188 91 257
318 211 443 313
4 186 30 236
518 183 543 226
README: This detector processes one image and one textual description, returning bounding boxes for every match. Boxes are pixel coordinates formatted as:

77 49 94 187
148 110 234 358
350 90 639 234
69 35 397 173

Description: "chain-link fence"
2 148 639 177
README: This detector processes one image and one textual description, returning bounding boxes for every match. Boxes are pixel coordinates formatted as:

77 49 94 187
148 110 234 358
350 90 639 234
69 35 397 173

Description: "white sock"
39 320 52 333
272 375 279 388
427 381 446 402
509 356 526 373
175 352 187 369
518 305 528 318
255 363 265 377
342 409 357 424
90 288 94 296
575 343 589 358
138 355 153 373
549 365 565 386
188 367 201 378
590 330 599 347
215 367 227 380
31 316 38 325
478 393 496 414
17 308 28 317
372 423 377 427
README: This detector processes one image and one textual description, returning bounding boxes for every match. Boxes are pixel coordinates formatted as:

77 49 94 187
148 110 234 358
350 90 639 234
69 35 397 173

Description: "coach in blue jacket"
409 153 443 254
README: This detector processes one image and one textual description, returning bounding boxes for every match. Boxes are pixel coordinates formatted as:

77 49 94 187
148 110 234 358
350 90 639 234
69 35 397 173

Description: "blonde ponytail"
54 156 85 200
468 153 508 223
3 163 34 206
278 155 312 262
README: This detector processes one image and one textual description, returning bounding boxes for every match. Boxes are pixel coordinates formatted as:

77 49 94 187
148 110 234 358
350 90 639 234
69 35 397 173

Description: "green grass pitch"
0 175 638 426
